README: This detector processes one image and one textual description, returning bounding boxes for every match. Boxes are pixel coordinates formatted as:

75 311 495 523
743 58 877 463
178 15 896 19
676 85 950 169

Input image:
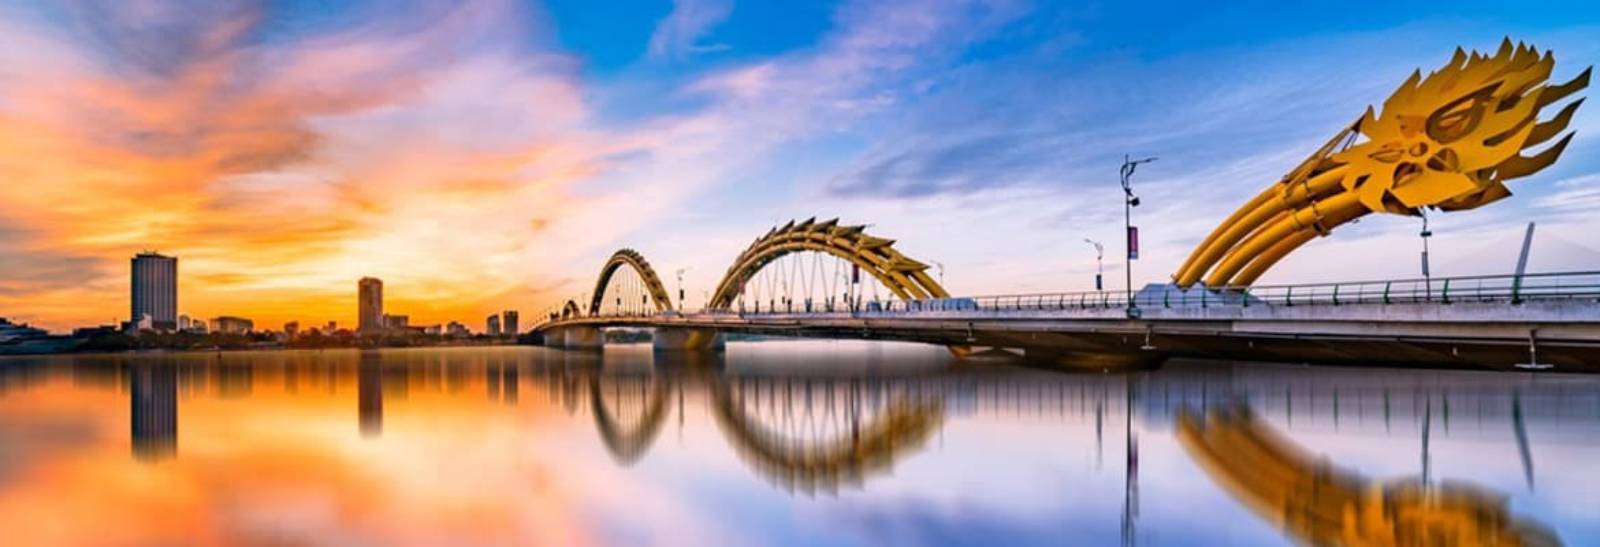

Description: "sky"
1 0 1599 332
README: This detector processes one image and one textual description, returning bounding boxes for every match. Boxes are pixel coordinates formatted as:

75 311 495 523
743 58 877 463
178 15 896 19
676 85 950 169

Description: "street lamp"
1120 155 1157 312
1084 238 1104 291
675 267 691 311
1419 213 1433 300
930 261 945 289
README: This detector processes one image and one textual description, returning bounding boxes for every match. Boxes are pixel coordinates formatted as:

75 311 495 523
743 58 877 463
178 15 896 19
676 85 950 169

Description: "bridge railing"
533 271 1600 325
952 270 1600 312
1235 271 1600 307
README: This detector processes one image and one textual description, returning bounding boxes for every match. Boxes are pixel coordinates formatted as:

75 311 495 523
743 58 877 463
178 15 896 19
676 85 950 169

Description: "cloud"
0 0 626 330
647 0 734 60
823 35 1411 200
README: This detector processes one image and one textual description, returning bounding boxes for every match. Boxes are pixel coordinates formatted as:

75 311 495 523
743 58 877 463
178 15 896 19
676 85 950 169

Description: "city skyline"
2 1 1600 332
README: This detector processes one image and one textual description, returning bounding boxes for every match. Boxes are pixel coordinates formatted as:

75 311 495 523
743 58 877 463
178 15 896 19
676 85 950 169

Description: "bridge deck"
534 298 1600 372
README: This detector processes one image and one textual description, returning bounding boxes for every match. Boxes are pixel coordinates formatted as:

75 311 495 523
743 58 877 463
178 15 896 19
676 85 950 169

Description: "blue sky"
537 0 1600 303
1 0 1598 328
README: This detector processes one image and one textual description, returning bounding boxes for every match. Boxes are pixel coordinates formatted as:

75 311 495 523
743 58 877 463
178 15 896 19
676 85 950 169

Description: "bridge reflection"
589 372 672 465
572 355 947 493
708 374 944 495
0 350 1590 533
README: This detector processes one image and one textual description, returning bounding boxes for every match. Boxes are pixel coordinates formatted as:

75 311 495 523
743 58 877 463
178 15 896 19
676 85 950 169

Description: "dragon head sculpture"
1336 39 1588 214
1174 39 1589 289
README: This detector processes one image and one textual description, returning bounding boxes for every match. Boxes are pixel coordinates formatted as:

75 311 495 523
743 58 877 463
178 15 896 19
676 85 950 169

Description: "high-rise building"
358 277 383 334
486 314 501 336
502 310 519 336
131 252 177 330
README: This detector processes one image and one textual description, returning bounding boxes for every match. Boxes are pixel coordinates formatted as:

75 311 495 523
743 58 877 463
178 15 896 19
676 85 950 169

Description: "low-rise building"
211 316 254 334
383 314 409 330
72 325 120 339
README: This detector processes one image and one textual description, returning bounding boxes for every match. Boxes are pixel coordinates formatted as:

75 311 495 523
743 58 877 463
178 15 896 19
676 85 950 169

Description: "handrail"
534 270 1600 324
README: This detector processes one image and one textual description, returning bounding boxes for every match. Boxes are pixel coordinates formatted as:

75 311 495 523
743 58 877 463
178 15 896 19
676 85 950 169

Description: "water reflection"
1178 404 1559 545
0 345 1592 545
129 363 177 461
709 375 944 495
359 352 382 437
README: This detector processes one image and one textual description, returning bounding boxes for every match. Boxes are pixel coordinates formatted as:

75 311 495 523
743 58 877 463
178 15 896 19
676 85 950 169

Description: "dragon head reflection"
1177 404 1560 546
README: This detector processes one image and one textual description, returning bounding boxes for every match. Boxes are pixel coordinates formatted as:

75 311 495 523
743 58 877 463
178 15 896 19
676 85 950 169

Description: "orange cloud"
0 1 624 331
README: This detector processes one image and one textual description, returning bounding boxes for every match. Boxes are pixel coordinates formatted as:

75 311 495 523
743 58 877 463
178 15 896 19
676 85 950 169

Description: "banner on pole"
1128 226 1140 260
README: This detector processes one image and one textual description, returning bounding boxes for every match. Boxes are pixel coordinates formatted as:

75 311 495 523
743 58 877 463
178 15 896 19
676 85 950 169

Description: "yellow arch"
708 218 949 310
589 249 674 315
1174 40 1588 288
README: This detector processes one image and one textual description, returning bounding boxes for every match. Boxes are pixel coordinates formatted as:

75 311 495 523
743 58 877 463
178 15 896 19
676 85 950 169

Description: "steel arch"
707 217 949 310
560 300 582 319
589 249 674 315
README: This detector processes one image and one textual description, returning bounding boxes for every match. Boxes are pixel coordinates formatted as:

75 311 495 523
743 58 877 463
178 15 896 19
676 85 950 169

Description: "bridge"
532 41 1598 372
531 216 1600 371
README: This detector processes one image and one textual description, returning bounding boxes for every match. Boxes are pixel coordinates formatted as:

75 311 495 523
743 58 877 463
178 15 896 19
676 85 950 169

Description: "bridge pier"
555 325 603 350
653 327 725 352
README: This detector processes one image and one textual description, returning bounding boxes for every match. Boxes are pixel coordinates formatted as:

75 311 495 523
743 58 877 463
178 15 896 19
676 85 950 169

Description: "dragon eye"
1425 148 1459 172
1425 82 1498 144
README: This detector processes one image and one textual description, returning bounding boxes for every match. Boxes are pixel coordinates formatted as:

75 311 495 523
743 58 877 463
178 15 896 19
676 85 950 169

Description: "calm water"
0 341 1595 546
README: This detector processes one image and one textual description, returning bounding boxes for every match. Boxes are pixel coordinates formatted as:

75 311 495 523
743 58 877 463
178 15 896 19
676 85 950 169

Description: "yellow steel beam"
1175 40 1588 289
708 219 950 309
589 249 675 315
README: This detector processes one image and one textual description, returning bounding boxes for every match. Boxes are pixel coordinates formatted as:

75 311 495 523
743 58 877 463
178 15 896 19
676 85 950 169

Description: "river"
0 341 1594 545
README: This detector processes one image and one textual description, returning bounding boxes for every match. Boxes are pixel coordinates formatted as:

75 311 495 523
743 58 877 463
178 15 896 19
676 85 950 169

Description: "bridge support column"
558 326 603 350
652 327 725 352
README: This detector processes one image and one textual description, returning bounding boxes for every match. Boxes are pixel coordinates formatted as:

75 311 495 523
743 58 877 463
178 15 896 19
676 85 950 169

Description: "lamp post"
1084 238 1104 291
675 268 691 311
1120 155 1157 313
1419 214 1433 300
